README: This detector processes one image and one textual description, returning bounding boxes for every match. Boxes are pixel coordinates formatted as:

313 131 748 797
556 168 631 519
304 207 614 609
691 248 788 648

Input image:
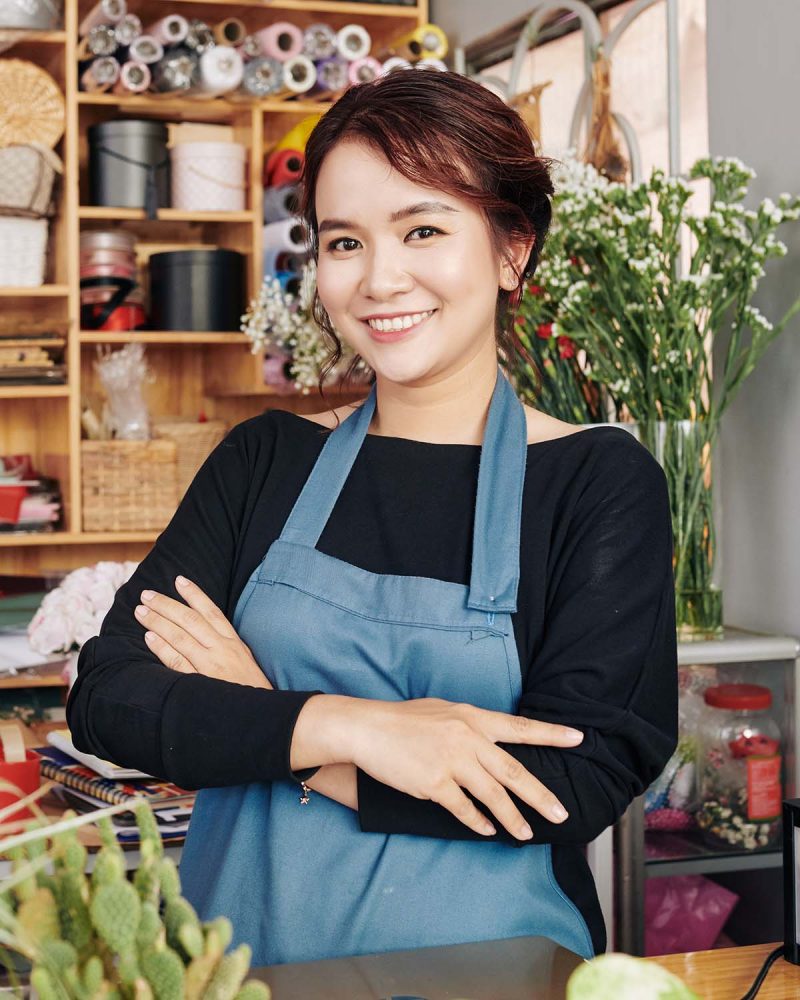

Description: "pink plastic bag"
645 875 739 956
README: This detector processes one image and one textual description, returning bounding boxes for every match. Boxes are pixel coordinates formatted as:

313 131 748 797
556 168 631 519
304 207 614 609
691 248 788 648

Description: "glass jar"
696 684 782 850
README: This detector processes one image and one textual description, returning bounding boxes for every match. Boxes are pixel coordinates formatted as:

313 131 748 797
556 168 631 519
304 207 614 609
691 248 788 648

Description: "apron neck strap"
278 367 527 614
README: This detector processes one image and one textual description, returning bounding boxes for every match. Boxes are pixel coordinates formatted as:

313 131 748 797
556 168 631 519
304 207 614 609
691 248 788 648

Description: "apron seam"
544 843 595 958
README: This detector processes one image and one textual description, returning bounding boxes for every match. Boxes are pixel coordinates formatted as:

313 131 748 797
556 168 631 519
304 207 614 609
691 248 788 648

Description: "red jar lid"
704 683 772 710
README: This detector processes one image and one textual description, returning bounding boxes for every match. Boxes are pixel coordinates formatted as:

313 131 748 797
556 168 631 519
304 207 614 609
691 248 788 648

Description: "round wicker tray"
0 59 65 149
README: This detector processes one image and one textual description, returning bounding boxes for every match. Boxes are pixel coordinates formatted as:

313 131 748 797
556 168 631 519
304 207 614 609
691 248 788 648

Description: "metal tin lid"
149 249 243 268
704 684 772 711
80 230 137 253
88 119 169 141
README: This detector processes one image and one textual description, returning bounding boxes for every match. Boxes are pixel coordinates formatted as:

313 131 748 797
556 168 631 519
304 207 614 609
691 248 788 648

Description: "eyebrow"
317 200 459 236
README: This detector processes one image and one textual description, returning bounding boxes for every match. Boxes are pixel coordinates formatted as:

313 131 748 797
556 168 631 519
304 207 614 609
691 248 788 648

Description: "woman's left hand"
134 576 272 690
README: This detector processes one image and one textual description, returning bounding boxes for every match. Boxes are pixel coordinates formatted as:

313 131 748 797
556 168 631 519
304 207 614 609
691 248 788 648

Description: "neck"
368 348 499 446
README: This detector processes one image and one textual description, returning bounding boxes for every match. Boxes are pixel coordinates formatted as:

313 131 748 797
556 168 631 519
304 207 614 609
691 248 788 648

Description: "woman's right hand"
347 698 584 841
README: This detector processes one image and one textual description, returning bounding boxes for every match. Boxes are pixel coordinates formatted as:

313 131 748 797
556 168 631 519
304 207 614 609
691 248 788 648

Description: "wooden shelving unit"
1 0 427 573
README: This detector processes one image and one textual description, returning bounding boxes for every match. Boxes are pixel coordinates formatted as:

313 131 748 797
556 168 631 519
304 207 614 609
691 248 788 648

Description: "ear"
499 236 536 292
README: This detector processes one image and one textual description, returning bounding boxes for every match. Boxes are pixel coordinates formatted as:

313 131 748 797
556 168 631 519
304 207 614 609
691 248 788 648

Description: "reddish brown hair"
297 69 554 399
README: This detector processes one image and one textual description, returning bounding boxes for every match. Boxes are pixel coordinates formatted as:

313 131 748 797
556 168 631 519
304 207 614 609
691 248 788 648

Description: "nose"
358 243 414 301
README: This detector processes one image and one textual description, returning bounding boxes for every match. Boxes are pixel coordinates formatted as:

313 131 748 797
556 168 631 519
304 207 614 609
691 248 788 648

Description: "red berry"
536 322 553 339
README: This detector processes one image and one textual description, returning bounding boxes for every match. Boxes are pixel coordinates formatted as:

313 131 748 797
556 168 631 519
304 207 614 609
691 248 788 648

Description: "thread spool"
78 0 126 38
196 45 244 97
263 183 300 223
348 56 382 86
128 35 164 65
336 24 371 61
311 56 349 96
301 22 337 60
254 21 303 62
114 13 141 47
265 148 304 187
379 56 412 76
214 18 247 47
151 47 198 92
384 24 448 62
76 23 117 60
146 15 189 46
113 61 151 94
240 57 284 97
415 58 449 72
80 57 121 93
185 19 215 54
272 55 316 99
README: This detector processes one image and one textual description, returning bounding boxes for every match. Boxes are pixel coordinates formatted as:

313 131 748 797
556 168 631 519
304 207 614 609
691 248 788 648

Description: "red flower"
514 314 526 326
557 335 576 359
569 255 580 267
528 284 544 296
536 322 553 339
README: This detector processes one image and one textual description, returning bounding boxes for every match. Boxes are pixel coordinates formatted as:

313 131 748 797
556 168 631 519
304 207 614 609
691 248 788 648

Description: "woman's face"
314 139 509 386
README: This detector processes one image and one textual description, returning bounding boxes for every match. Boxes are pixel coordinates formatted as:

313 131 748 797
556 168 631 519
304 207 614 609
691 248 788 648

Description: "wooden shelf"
0 286 69 298
0 339 66 348
79 331 251 344
0 29 66 45
0 385 69 399
77 92 337 117
78 207 254 223
0 531 159 548
167 0 419 14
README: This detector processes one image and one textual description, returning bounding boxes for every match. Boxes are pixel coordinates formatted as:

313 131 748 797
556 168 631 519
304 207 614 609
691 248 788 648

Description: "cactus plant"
0 797 271 999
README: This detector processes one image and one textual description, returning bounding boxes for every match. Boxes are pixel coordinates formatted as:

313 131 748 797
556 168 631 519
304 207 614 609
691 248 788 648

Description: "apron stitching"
544 844 595 958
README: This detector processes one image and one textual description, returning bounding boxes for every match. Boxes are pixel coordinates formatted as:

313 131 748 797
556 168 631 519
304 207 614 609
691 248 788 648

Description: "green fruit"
566 953 700 1000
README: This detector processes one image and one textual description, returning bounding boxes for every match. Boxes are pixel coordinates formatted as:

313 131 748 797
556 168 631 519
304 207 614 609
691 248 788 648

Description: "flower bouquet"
516 153 800 637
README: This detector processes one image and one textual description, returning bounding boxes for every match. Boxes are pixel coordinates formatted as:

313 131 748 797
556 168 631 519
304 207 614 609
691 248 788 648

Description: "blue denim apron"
179 366 594 966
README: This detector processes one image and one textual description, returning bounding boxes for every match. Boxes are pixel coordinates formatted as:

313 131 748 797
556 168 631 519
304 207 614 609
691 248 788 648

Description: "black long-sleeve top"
67 405 678 955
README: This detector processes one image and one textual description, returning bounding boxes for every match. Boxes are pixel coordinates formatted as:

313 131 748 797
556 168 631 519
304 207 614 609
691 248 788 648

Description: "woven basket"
152 417 227 498
81 439 179 532
0 59 65 149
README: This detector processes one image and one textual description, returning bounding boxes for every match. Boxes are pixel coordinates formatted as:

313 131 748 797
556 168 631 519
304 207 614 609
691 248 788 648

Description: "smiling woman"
67 68 677 972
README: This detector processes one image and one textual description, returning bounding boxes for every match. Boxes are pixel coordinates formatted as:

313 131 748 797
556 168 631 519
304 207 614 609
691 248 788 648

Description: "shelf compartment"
80 331 251 345
78 207 254 223
0 531 158 548
0 385 69 399
0 286 69 298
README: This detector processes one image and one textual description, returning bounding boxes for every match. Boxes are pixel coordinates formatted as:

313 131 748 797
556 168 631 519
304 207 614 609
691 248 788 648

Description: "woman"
67 71 677 967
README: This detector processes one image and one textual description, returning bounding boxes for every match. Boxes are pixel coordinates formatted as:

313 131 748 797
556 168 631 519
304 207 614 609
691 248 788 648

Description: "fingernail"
552 805 568 822
565 729 583 743
141 590 155 601
519 824 534 839
482 823 496 836
176 576 188 587
135 605 149 617
144 631 156 643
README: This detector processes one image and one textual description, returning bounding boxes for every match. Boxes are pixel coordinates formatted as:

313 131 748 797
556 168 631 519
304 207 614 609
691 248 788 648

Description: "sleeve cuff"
285 689 326 785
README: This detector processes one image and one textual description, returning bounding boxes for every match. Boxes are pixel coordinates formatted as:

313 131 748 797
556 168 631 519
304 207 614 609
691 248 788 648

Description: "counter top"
648 942 799 999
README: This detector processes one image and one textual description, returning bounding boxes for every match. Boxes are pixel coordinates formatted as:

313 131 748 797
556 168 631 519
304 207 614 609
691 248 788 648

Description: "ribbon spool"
197 45 244 97
114 13 142 47
129 35 164 65
237 36 263 61
336 24 371 61
254 21 303 62
263 183 300 224
79 0 126 38
76 24 117 60
214 18 247 47
272 114 322 155
80 56 121 92
146 15 189 46
269 55 316 100
265 147 304 187
151 47 198 93
380 56 412 76
302 22 337 60
348 56 382 86
241 56 283 97
382 23 448 62
114 61 151 94
263 217 308 275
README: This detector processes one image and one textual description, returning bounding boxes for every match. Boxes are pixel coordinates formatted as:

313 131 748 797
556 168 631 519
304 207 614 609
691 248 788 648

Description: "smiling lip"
364 310 437 343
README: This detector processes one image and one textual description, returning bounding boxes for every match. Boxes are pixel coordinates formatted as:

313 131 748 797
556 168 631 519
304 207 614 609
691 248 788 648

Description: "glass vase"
638 420 723 640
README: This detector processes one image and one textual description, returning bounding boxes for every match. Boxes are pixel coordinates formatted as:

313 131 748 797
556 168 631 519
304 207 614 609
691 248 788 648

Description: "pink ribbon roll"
348 56 382 86
253 21 304 62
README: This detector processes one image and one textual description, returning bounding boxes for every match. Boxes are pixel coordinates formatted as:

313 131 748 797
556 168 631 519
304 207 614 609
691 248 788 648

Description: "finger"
140 590 219 649
174 575 239 640
143 630 196 673
477 743 569 826
467 706 583 748
431 780 498 838
135 605 207 663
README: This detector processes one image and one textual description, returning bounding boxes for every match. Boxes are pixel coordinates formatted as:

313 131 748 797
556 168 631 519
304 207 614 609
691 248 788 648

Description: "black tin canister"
148 249 245 331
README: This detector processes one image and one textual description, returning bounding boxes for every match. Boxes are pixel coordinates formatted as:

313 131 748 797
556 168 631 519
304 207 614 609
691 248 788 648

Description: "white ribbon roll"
146 15 189 46
263 218 308 275
196 45 244 96
336 24 371 62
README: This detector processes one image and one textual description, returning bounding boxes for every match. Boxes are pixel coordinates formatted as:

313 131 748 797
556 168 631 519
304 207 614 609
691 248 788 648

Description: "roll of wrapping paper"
302 22 337 60
263 218 308 273
80 56 120 92
151 47 198 92
114 13 141 47
79 0 126 37
237 35 262 61
263 183 300 223
415 58 449 72
197 45 244 96
309 56 349 98
336 24 371 61
214 18 247 47
264 148 303 187
254 21 303 62
380 56 412 76
129 35 164 65
348 56 382 86
272 115 322 155
113 61 151 94
241 56 283 97
77 24 117 60
273 55 316 98
145 15 189 46
185 19 215 55
383 24 448 62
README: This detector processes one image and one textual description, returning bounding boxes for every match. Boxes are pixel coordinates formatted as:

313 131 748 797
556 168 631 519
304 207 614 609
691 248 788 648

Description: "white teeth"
367 309 434 332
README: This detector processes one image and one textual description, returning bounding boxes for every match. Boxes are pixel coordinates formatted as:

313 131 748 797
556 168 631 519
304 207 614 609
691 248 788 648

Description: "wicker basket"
152 417 227 498
0 60 64 149
81 439 179 532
